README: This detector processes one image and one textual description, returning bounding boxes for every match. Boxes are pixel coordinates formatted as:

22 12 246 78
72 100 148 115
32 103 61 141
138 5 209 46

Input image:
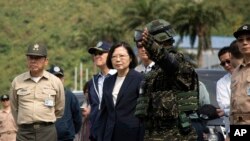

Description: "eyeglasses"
111 54 129 60
220 60 231 66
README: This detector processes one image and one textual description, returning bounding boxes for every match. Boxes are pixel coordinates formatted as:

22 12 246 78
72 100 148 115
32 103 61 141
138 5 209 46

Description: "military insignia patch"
243 26 248 30
33 44 39 51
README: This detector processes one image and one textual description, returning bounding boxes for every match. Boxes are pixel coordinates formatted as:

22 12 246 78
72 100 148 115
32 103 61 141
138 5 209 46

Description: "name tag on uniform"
247 87 250 96
44 98 54 107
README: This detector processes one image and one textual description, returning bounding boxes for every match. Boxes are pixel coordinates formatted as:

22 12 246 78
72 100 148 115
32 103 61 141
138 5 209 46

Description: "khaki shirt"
230 63 250 124
0 109 17 133
10 70 65 125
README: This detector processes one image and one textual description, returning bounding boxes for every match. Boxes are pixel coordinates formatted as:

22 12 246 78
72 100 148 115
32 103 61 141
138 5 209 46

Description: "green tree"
172 0 226 67
91 20 124 43
122 0 174 30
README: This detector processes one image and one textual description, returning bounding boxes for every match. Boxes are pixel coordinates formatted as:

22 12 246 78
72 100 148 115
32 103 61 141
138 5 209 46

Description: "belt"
19 122 54 129
0 131 16 136
232 114 250 124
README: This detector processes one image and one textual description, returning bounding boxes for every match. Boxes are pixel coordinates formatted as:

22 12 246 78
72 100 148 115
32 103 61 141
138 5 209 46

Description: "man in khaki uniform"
230 24 250 125
0 94 17 141
10 43 65 141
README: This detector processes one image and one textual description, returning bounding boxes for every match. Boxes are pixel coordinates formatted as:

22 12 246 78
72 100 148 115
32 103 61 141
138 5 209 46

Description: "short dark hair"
218 46 230 59
106 41 138 69
229 40 243 59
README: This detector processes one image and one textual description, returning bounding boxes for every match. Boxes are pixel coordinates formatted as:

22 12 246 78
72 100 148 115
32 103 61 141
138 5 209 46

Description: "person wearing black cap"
0 94 17 141
10 42 65 141
48 65 82 141
226 24 250 140
230 24 250 126
134 29 155 74
86 41 116 141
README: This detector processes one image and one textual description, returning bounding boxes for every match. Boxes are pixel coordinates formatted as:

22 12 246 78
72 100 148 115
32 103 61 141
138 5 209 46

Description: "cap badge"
33 44 39 51
243 26 248 30
3 95 7 99
53 66 60 72
96 41 103 48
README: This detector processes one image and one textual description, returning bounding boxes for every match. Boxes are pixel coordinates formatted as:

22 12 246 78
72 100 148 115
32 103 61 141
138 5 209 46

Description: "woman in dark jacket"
97 41 144 141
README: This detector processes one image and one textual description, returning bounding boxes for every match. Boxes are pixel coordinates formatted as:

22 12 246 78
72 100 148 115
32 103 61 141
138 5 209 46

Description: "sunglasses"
220 60 230 66
1 99 9 102
93 52 105 56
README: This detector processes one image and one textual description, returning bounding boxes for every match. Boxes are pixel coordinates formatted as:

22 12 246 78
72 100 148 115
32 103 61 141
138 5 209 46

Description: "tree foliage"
0 0 249 92
172 0 226 66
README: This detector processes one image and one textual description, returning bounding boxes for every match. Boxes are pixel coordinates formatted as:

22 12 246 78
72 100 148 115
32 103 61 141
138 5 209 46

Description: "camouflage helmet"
146 19 176 42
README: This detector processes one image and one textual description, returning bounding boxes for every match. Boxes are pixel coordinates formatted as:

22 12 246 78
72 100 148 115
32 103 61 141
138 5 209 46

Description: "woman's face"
111 46 131 72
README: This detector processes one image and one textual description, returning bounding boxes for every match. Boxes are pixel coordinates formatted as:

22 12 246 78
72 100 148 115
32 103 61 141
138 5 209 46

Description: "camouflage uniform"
135 20 199 141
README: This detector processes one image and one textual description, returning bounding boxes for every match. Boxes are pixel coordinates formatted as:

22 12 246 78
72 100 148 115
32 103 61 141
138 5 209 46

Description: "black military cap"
197 104 219 120
48 65 64 77
0 94 9 101
233 24 250 38
26 43 47 57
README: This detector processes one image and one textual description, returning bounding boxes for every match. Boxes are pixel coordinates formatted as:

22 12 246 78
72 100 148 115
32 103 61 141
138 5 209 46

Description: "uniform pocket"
42 88 57 96
17 88 31 96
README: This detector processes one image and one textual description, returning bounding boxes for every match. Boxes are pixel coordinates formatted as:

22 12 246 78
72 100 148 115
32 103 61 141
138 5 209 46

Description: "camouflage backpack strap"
134 70 158 118
134 80 149 118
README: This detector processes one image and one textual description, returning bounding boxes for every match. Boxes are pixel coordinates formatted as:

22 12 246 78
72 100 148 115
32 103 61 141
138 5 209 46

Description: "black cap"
48 65 64 77
197 104 219 120
0 94 9 101
233 24 250 38
88 41 112 54
26 43 48 57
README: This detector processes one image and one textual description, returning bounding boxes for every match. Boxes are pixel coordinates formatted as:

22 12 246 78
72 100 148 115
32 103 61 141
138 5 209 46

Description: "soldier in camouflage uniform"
134 19 199 141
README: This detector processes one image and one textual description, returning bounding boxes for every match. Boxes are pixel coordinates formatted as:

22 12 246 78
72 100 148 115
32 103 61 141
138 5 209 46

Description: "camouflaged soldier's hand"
141 30 161 54
134 94 149 118
178 113 192 135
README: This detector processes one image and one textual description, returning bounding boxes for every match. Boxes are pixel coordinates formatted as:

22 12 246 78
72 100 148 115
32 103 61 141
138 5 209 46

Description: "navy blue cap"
48 65 64 77
233 24 250 38
1 94 9 101
88 41 112 54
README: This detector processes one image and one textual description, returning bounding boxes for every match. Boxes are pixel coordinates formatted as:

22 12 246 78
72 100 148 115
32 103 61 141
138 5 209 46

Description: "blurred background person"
48 65 82 141
216 40 243 139
216 46 234 134
229 40 243 68
75 81 91 141
97 41 144 141
134 29 155 74
0 94 17 141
